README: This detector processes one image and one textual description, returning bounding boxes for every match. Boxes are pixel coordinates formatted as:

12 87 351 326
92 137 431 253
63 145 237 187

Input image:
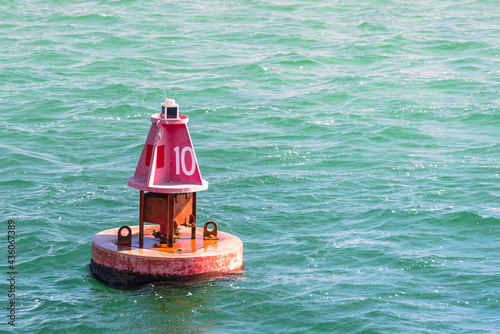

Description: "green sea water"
1 0 499 332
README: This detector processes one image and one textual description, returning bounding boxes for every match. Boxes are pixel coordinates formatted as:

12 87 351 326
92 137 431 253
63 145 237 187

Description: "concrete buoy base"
90 224 243 285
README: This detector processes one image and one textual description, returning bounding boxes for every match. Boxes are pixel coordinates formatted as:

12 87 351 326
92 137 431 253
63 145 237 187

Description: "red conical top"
128 100 208 193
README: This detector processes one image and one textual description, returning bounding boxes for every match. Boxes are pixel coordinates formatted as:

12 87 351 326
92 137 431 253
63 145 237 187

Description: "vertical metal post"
192 192 197 239
139 190 144 247
167 193 174 247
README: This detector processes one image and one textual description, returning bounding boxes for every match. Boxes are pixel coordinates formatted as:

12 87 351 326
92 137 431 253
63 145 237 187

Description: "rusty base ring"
89 260 244 287
90 225 243 286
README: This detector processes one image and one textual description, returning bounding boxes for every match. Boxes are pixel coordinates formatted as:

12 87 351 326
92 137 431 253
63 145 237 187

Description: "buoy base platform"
90 224 243 285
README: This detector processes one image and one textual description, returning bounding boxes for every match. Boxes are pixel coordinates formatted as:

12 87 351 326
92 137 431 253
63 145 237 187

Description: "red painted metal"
90 99 243 285
128 112 208 194
91 225 243 279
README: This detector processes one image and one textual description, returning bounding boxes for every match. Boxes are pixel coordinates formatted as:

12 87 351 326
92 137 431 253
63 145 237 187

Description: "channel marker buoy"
90 99 243 285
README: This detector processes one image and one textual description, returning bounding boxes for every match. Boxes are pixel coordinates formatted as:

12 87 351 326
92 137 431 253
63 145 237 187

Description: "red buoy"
90 99 243 285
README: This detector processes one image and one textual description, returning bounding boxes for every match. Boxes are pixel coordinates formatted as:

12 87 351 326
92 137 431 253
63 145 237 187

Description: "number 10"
173 146 195 176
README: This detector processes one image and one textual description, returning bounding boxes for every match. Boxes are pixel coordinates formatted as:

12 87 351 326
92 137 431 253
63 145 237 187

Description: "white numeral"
174 146 195 176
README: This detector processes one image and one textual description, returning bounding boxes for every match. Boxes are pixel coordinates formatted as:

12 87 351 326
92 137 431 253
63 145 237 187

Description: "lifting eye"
203 221 219 240
117 226 132 246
